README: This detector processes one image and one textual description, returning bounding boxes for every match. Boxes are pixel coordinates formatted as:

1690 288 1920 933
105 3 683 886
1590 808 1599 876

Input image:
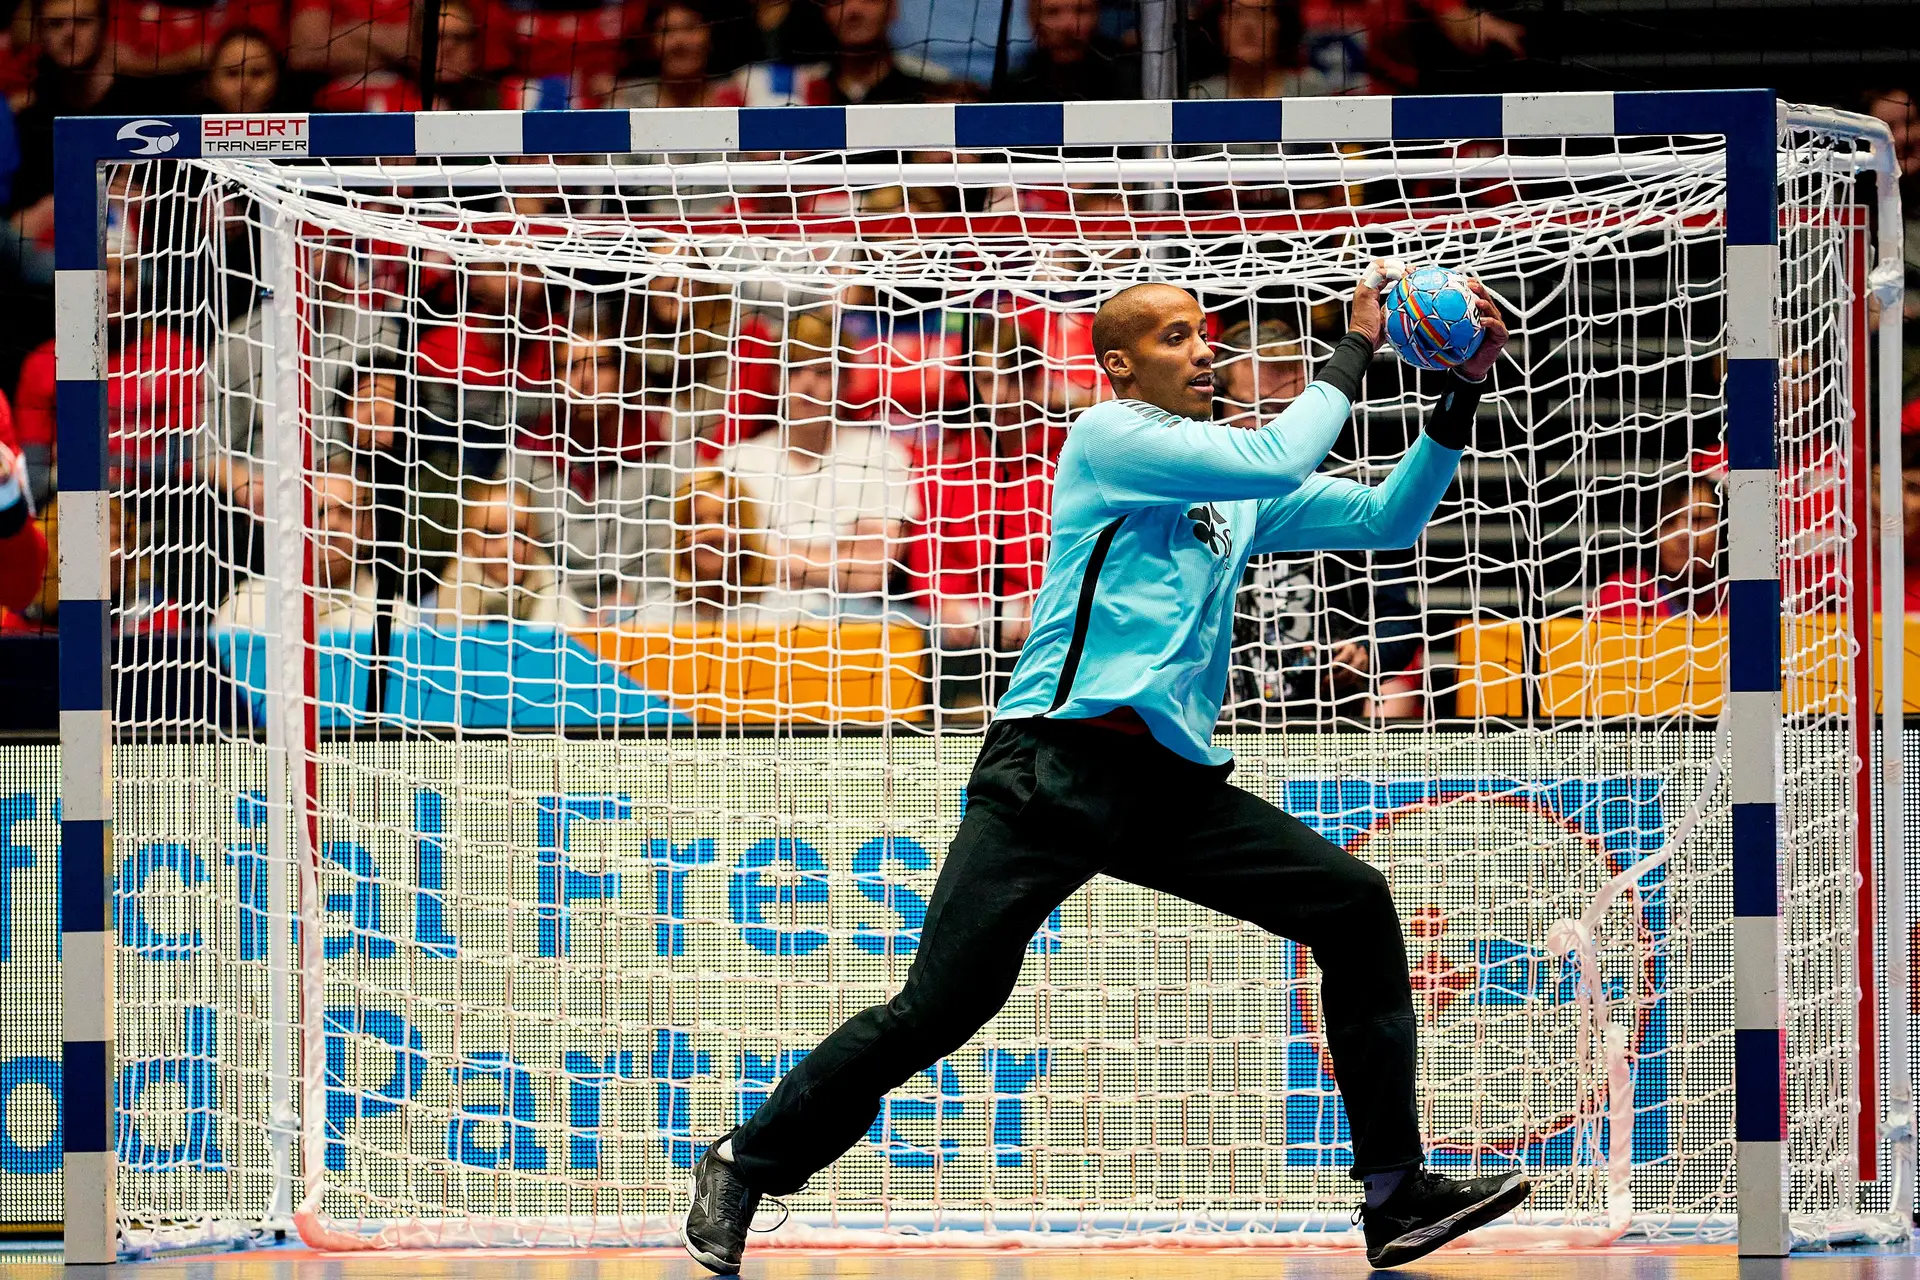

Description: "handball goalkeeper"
685 265 1524 1273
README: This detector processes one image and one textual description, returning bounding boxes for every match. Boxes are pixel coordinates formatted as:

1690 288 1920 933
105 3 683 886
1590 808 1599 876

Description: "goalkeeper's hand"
1348 258 1400 351
1423 281 1510 451
1455 279 1510 383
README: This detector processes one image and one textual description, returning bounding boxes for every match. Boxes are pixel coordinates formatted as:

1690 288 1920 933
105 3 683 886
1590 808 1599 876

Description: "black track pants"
728 716 1423 1195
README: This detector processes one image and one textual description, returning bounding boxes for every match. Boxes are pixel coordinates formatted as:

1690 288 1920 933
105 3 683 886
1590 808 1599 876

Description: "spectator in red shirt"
111 0 283 79
1592 474 1726 621
0 392 49 621
10 332 54 496
16 223 204 484
482 0 639 86
909 320 1063 708
418 254 554 462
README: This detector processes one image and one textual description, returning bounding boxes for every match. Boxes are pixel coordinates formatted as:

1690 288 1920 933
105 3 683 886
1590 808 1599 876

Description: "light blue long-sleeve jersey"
997 382 1463 765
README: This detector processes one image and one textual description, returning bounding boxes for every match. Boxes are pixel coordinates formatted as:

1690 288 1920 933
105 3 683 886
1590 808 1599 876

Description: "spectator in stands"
716 0 835 69
111 0 283 81
486 0 633 93
909 320 1059 707
992 0 1139 103
15 215 203 484
718 319 916 615
1189 0 1328 99
625 250 734 445
724 0 940 106
1214 317 1307 428
1592 474 1726 620
197 26 282 113
419 255 554 467
217 463 380 631
611 8 733 211
613 0 725 108
1230 553 1426 724
513 307 679 620
325 351 476 585
289 0 415 82
9 325 52 502
836 192 971 428
207 242 403 523
0 400 48 620
668 468 781 618
6 0 133 267
308 0 510 112
1299 0 1524 97
420 477 585 629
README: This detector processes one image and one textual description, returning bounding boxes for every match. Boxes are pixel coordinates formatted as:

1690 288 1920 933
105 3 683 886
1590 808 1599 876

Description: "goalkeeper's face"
1096 286 1215 419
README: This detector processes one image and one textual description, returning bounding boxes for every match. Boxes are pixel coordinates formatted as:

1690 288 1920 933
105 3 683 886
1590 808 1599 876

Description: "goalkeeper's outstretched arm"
1250 282 1509 555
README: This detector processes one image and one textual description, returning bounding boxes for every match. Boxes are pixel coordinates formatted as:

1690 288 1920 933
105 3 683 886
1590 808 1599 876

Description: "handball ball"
1382 266 1485 372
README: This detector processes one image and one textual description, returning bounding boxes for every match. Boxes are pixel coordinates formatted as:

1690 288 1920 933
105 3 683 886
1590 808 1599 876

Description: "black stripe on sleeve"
1048 515 1128 712
1421 372 1486 451
1316 331 1376 403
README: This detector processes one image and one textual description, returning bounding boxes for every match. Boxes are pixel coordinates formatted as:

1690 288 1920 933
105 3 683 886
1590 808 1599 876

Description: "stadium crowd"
0 0 1916 725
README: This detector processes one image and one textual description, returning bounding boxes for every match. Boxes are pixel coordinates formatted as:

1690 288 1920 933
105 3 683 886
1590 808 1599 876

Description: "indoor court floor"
7 1244 1920 1280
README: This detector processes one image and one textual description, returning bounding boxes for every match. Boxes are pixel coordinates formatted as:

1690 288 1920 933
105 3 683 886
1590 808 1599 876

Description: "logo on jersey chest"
1187 504 1232 556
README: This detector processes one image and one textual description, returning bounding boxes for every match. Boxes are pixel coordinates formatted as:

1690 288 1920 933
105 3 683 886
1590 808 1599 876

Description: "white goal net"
88 103 1906 1252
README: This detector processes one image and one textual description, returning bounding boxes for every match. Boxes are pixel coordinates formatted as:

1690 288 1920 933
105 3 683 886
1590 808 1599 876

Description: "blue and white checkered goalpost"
54 91 1909 1259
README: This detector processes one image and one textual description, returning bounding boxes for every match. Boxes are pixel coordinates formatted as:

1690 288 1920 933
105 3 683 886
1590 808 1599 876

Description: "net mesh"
99 117 1895 1249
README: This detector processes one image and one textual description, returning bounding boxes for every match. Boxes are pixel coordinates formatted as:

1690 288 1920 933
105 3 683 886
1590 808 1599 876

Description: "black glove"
1421 370 1488 451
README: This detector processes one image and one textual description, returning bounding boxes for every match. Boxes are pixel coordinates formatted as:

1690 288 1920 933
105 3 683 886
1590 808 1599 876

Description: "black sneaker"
1360 1167 1531 1268
683 1134 775 1275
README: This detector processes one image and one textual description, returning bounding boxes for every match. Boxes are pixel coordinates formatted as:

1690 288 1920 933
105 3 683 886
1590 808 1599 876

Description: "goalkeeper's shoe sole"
681 1229 741 1277
1366 1171 1532 1269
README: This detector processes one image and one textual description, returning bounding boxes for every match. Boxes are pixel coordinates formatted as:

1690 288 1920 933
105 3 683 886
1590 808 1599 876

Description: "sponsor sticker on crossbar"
203 114 310 156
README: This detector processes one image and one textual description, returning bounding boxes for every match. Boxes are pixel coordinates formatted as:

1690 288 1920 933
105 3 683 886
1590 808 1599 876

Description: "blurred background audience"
0 0 1911 733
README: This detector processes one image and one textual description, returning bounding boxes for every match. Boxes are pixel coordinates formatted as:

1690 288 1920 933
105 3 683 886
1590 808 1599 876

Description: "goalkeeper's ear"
1100 346 1135 391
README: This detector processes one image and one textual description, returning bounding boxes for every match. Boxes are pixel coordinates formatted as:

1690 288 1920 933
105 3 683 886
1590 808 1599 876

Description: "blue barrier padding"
213 624 687 729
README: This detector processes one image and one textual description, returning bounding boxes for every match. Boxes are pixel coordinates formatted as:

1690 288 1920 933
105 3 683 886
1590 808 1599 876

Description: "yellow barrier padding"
1453 615 1920 718
580 620 928 725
